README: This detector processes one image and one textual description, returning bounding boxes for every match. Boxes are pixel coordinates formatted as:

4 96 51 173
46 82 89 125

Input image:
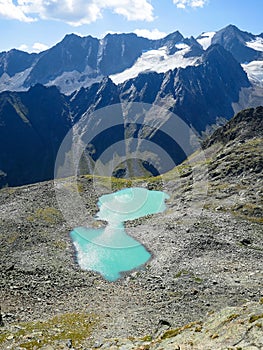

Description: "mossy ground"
0 312 97 349
27 207 63 224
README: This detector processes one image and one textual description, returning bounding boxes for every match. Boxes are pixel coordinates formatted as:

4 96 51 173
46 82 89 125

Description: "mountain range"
0 24 263 188
0 24 263 94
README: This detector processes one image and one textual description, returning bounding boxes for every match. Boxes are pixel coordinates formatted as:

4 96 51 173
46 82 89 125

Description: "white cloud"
3 0 154 25
108 0 154 22
134 29 167 40
173 0 208 9
101 29 167 41
0 0 35 22
32 42 49 53
17 42 49 53
17 0 102 25
17 44 29 51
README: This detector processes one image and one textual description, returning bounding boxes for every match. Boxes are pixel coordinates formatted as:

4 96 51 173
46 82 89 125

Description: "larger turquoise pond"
70 187 169 281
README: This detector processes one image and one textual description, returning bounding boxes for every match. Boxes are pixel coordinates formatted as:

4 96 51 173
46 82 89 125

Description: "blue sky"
0 0 262 53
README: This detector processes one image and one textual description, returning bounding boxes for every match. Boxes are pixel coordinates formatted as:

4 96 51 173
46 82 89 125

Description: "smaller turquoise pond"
70 187 169 281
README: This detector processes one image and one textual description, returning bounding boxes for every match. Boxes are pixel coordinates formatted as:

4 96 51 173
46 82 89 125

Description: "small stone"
93 340 103 348
0 307 4 327
66 339 72 348
240 238 252 245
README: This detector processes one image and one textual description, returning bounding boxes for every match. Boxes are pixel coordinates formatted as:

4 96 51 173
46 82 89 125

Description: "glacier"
110 45 200 85
246 37 263 52
242 60 263 86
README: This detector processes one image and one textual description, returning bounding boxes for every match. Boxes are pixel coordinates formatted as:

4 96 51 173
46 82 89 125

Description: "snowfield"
242 60 263 86
110 46 200 84
197 32 216 50
246 37 263 52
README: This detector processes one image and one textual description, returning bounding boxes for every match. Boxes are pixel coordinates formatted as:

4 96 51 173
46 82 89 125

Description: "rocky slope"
0 106 262 349
91 300 263 349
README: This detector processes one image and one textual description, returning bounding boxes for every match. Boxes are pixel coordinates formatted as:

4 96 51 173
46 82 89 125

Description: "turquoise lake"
70 187 169 281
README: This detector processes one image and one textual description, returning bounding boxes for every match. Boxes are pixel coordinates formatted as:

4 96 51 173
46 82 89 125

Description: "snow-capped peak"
197 32 216 50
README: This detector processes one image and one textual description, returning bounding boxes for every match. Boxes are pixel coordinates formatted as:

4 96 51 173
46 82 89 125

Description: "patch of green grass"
53 240 67 250
238 138 262 149
230 202 263 224
249 314 263 323
27 207 62 224
175 269 203 283
161 328 181 339
59 181 84 193
0 312 97 349
81 153 211 188
0 330 11 344
84 175 134 191
127 336 135 341
222 314 240 325
210 333 219 339
161 322 200 340
194 277 203 283
6 232 19 244
175 269 189 278
140 335 152 342
195 325 202 332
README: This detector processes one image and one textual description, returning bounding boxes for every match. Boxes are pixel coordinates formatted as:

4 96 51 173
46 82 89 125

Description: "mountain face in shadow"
1 25 262 188
0 44 250 187
0 85 71 187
